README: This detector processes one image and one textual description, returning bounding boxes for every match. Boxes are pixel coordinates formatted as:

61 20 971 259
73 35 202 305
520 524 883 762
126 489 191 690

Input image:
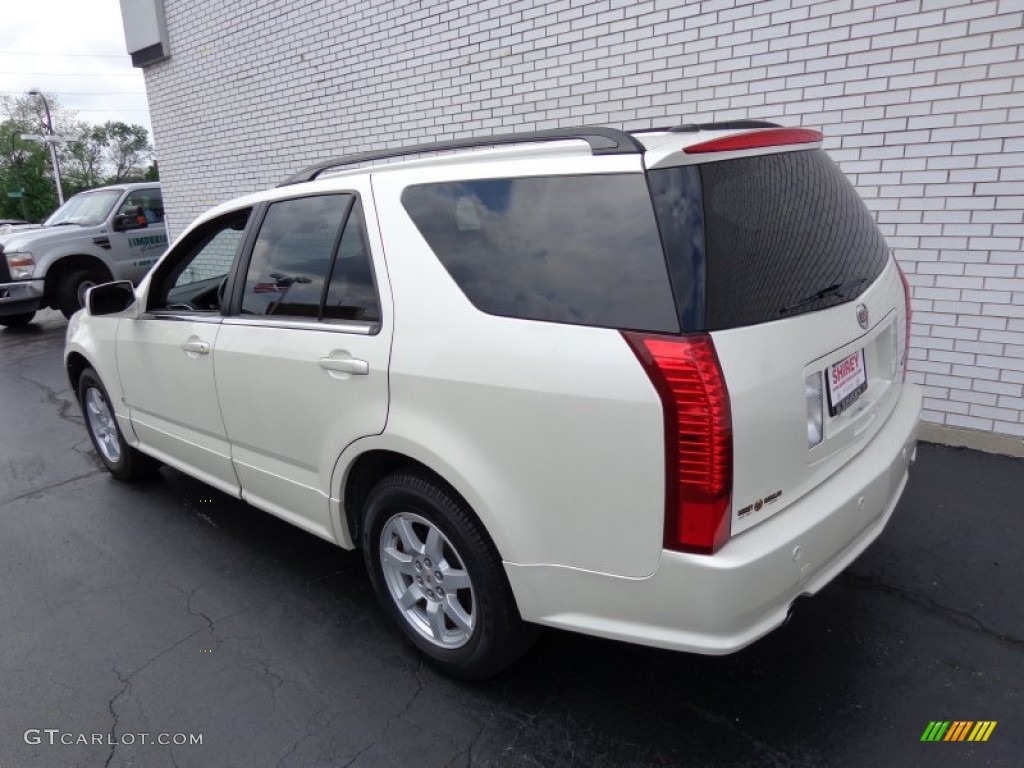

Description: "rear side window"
652 149 889 331
401 174 679 333
323 201 380 322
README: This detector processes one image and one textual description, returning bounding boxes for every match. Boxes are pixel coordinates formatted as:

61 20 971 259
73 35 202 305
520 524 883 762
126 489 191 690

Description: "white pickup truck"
0 182 167 326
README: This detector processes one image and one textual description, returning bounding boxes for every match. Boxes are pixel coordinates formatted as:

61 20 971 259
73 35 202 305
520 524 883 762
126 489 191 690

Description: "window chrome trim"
221 315 375 335
141 312 223 324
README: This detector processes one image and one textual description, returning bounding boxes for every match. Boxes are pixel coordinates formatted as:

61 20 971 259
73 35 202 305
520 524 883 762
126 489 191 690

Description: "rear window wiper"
779 277 868 315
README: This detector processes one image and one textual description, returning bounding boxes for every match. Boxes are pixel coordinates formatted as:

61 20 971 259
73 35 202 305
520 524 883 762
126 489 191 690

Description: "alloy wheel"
379 511 476 649
84 387 121 464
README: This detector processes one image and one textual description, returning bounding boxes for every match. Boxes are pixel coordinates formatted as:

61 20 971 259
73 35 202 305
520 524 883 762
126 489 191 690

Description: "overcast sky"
0 0 152 137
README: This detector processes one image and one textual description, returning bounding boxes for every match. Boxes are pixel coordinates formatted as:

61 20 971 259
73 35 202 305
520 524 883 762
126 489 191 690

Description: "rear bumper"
0 280 45 316
505 383 922 654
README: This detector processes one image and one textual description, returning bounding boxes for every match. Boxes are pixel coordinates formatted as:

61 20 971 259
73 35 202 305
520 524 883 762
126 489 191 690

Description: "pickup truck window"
118 189 165 224
44 189 121 227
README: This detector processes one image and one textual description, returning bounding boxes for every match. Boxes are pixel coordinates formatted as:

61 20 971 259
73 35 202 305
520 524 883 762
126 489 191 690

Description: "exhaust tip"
783 595 811 627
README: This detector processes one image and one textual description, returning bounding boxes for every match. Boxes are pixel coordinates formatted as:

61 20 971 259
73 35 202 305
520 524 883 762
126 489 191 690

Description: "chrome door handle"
318 356 369 375
181 340 211 355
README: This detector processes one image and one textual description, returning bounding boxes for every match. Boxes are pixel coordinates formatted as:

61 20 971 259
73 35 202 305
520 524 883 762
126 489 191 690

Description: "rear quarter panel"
368 155 667 577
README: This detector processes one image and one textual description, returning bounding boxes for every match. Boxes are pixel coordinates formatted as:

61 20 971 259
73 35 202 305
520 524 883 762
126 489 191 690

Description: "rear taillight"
895 257 912 382
623 332 733 555
683 127 823 154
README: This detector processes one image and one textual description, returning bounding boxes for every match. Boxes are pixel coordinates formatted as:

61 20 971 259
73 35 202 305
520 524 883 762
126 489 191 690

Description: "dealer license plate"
827 349 867 417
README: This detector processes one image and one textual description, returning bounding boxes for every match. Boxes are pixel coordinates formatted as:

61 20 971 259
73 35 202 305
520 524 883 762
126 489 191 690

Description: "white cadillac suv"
65 123 922 678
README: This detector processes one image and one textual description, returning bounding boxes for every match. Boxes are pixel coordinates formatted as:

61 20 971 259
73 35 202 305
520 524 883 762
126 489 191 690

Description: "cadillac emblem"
856 303 869 330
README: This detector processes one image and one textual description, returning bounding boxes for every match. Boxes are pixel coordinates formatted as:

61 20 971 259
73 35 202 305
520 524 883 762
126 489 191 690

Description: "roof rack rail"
666 120 783 133
279 126 646 186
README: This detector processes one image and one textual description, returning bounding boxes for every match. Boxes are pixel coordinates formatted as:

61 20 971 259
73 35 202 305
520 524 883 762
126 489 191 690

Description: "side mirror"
87 281 136 316
112 206 149 232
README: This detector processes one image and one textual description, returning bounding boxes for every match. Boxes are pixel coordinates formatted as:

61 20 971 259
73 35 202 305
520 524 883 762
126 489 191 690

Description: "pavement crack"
677 701 811 768
394 658 424 720
339 659 425 767
465 723 487 768
339 739 375 768
71 438 106 470
0 470 103 509
103 667 131 768
305 567 347 588
97 589 252 767
174 584 288 721
846 573 1024 651
274 705 330 767
173 584 251 641
447 709 493 768
183 586 217 635
121 626 208 687
500 668 568 754
262 660 285 712
275 735 303 768
15 371 82 427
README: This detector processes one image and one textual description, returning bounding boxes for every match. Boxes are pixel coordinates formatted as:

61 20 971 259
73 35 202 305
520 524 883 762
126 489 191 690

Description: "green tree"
61 122 107 195
0 95 156 221
0 93 76 220
61 121 155 190
0 126 56 221
99 121 152 182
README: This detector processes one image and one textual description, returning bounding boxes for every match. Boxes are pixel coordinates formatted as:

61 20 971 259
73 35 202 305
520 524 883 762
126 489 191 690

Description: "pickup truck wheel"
363 470 537 679
78 367 159 481
0 312 35 328
57 268 104 319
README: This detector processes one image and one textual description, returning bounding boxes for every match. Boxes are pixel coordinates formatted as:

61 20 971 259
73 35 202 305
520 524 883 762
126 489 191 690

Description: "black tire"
78 367 159 481
0 312 35 328
362 470 538 680
57 268 104 319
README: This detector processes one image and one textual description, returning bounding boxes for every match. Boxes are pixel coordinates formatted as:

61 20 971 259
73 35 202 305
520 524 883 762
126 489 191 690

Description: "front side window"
149 208 251 312
240 195 351 318
401 174 679 332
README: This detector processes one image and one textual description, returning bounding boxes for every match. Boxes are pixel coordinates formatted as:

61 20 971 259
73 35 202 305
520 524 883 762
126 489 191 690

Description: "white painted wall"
139 0 1024 438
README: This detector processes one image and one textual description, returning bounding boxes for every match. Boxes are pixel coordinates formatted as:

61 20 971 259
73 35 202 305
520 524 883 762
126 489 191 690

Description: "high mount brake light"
623 332 733 555
683 128 823 154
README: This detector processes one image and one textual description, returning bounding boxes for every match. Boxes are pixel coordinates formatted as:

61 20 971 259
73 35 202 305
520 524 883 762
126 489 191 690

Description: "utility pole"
26 90 64 205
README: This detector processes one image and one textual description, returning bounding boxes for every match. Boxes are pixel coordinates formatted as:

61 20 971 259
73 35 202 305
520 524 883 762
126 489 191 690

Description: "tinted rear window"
651 149 889 331
401 174 680 332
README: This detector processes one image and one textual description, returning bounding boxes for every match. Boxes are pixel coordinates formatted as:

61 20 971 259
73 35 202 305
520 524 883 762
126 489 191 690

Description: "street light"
26 89 64 205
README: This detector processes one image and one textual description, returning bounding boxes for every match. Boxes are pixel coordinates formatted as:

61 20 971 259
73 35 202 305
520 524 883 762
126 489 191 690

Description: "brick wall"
141 0 1024 438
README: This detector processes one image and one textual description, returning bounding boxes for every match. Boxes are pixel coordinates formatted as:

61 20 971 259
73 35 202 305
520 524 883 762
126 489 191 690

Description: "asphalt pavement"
0 310 1021 768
